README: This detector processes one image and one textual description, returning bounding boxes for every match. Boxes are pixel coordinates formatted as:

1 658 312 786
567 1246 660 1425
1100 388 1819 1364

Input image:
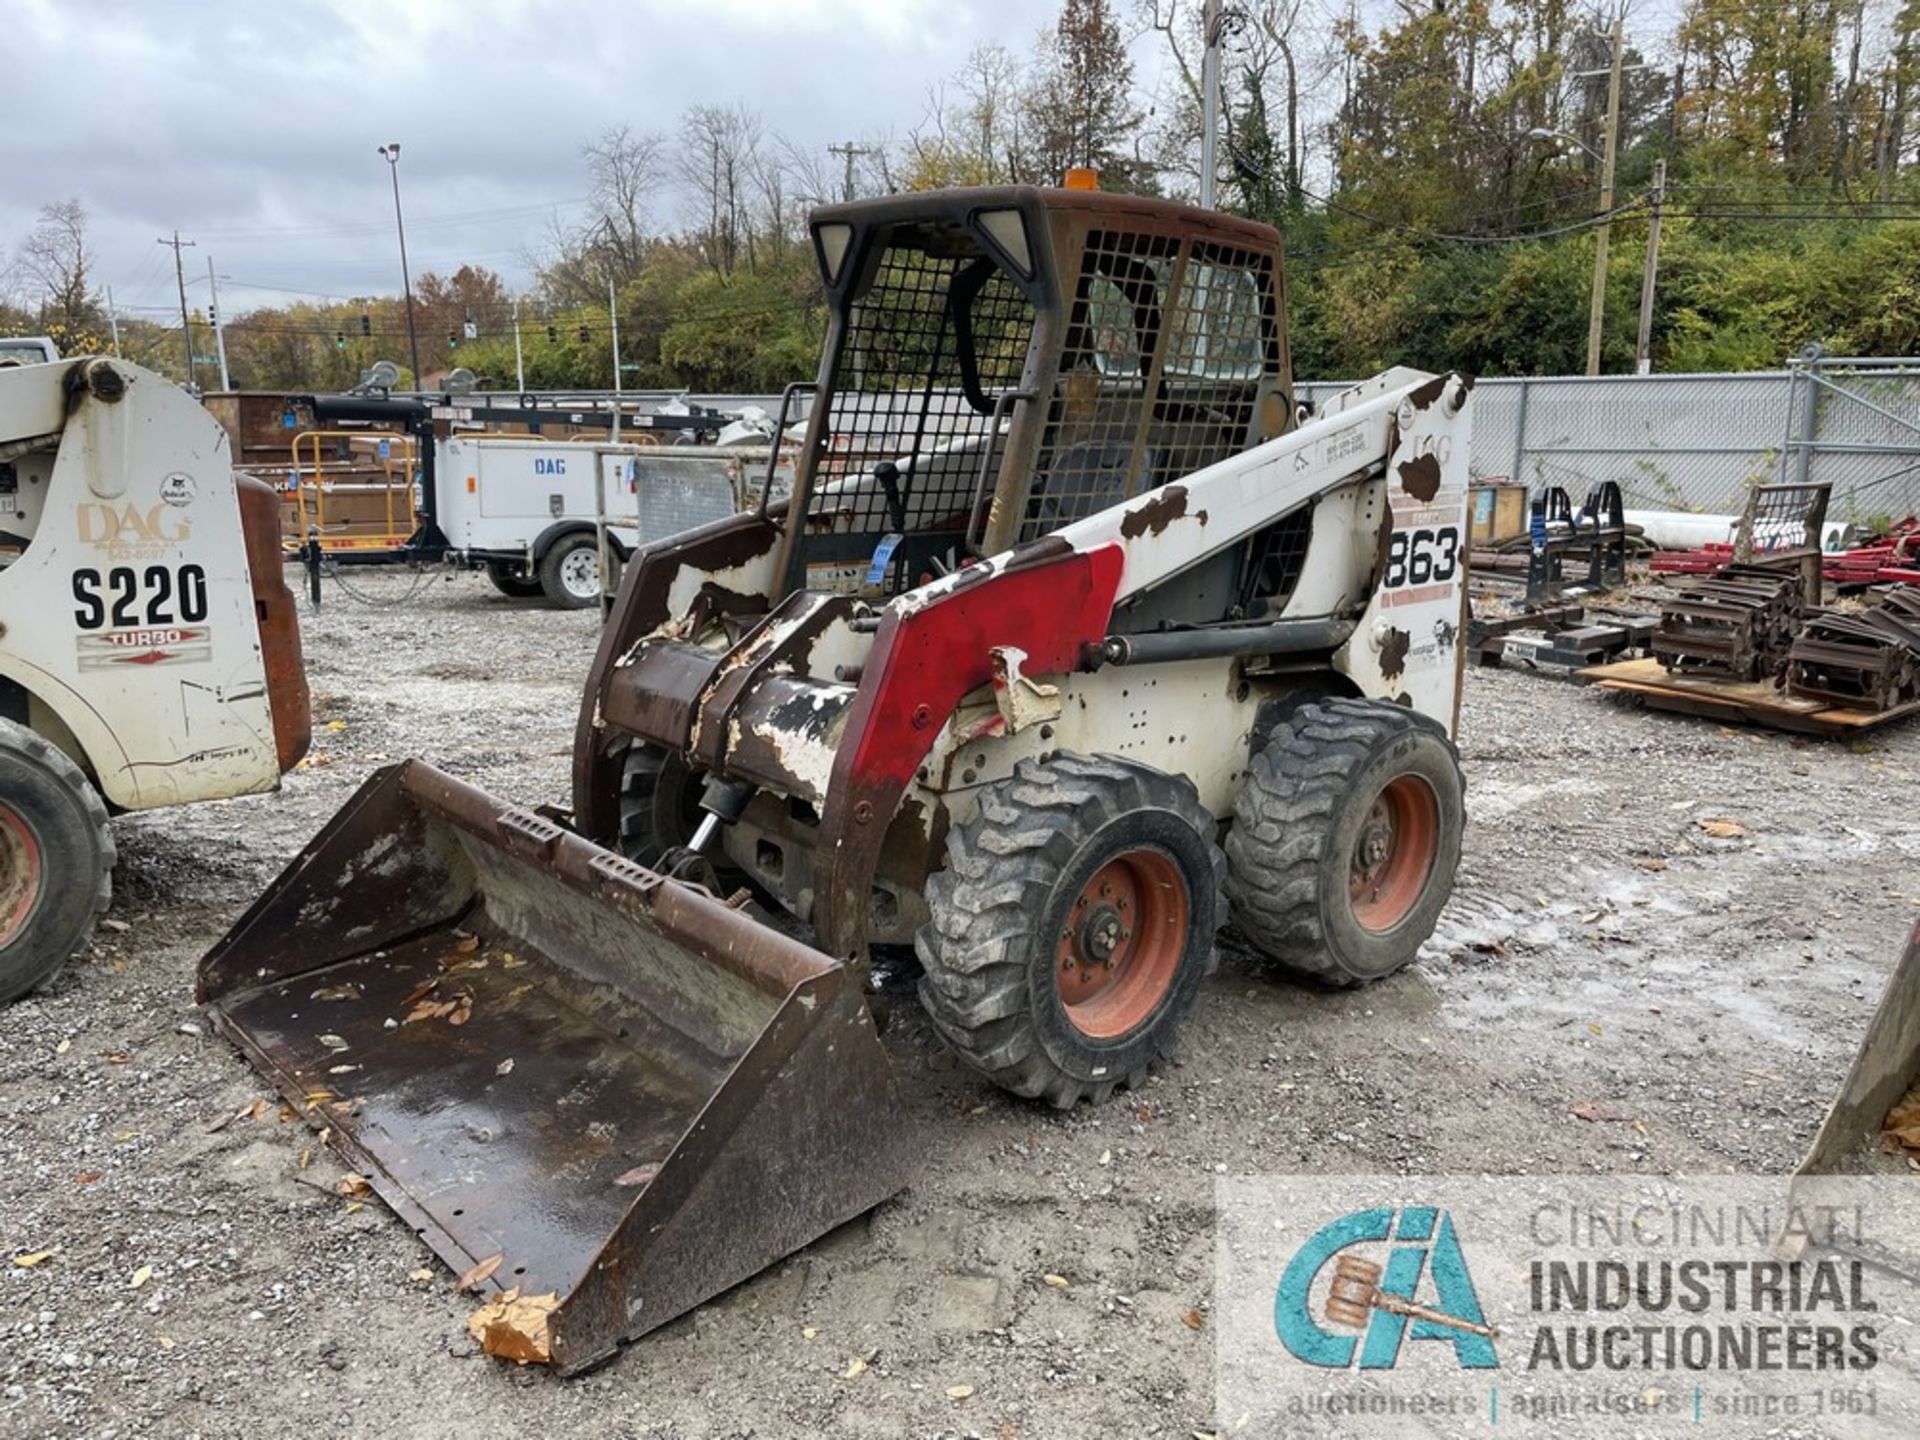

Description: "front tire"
486 562 543 599
0 720 114 1004
538 533 607 609
1225 698 1464 985
916 753 1226 1108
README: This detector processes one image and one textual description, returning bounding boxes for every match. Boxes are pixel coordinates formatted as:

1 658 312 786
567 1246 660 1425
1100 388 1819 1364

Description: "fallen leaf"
337 1173 373 1199
326 719 348 732
468 1289 559 1365
1581 909 1603 924
318 1034 350 1052
12 1249 58 1268
1587 1023 1603 1037
71 1171 102 1186
457 1253 504 1292
1098 1149 1111 1166
129 1265 153 1289
500 952 525 969
1698 818 1748 839
155 1334 176 1351
451 933 481 954
1634 857 1669 872
614 1164 660 1188
448 993 474 1026
1043 1273 1070 1289
103 1050 133 1064
304 1089 335 1108
328 1064 360 1075
404 998 455 1024
55 1038 71 1055
495 1058 514 1076
946 1384 975 1401
310 984 363 1002
1182 1308 1205 1330
842 1356 869 1380
1571 1100 1631 1123
801 1326 818 1341
298 1146 312 1170
344 1202 363 1215
408 1268 435 1283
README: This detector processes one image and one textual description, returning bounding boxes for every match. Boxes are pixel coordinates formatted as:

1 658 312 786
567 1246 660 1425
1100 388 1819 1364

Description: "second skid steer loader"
200 184 1474 1371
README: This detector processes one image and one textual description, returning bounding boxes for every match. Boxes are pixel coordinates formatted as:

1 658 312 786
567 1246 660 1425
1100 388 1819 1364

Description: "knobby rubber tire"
916 752 1226 1108
1225 697 1464 986
0 718 113 1004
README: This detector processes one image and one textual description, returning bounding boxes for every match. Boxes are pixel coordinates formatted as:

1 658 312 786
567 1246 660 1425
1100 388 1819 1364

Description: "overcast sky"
2 0 1185 324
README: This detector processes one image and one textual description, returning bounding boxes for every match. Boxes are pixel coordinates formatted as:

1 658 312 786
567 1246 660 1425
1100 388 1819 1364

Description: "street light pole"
377 143 424 391
1199 0 1223 209
1584 15 1625 376
1634 158 1667 375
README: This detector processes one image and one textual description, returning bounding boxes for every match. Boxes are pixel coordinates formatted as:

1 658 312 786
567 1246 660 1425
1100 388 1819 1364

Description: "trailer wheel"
0 719 114 1005
1225 698 1463 986
485 562 543 599
917 753 1225 1108
538 533 605 609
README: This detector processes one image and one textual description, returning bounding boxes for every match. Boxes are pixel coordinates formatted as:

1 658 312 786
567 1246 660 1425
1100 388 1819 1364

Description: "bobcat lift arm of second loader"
200 186 1473 1372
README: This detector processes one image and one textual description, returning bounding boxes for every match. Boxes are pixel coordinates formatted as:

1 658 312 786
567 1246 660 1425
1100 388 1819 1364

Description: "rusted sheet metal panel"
198 762 914 1373
600 640 724 751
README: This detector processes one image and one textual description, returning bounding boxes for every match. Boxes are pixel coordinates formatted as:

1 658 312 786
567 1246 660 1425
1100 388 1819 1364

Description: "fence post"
1512 377 1530 485
1793 351 1822 489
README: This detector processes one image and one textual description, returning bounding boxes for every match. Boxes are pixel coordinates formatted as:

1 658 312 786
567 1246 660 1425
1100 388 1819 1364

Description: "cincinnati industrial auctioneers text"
1522 1201 1879 1374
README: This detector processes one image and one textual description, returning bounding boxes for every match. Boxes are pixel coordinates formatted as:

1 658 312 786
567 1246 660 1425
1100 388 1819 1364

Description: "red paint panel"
838 545 1125 792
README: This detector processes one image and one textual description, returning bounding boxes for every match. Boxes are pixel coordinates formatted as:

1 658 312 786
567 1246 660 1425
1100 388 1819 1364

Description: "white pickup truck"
0 337 61 368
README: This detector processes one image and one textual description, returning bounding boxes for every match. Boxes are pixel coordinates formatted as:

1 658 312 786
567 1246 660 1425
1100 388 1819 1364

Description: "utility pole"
104 286 121 358
1200 0 1224 209
512 296 525 392
157 231 197 388
607 274 622 397
1634 158 1666 376
826 141 875 203
1584 13 1624 377
206 255 231 392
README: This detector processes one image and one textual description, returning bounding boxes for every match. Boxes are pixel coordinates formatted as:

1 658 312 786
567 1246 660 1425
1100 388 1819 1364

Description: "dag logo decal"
1275 1206 1499 1371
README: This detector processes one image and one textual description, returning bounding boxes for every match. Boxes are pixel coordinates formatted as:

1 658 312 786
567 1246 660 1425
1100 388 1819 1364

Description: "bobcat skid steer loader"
1 356 309 1003
199 184 1474 1371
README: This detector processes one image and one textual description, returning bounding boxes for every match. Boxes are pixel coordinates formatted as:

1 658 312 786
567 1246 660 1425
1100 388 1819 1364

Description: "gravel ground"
3 568 1918 1439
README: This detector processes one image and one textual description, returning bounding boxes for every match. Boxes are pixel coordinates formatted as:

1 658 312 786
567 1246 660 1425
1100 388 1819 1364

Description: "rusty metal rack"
1787 590 1920 711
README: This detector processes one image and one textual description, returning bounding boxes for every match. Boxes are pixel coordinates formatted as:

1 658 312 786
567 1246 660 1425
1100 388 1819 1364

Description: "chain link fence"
1300 356 1920 524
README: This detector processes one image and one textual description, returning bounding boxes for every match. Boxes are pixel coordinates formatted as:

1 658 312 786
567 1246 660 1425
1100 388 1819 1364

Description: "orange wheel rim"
0 806 43 948
1349 775 1439 932
1056 847 1189 1040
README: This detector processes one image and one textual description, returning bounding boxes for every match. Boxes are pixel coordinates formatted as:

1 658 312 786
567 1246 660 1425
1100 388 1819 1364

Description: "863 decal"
1384 525 1461 590
72 564 210 631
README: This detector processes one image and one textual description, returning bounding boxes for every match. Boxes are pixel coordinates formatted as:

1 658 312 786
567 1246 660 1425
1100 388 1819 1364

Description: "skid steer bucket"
198 762 914 1373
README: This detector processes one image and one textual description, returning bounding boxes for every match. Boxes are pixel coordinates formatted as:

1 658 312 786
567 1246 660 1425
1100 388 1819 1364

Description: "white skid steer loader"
199 184 1473 1370
1 356 310 1002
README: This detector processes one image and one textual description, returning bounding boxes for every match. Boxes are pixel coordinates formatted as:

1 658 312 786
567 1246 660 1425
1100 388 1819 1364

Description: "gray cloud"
4 0 1093 318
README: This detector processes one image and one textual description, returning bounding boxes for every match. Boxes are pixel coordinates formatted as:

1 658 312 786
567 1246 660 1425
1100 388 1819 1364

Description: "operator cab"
773 187 1297 604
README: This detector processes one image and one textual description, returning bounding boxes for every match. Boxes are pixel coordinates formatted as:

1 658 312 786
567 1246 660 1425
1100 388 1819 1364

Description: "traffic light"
360 313 371 336
334 331 345 351
546 324 557 344
577 324 591 343
447 331 458 350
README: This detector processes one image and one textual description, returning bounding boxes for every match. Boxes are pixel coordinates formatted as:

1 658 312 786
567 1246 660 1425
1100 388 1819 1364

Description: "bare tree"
16 199 98 334
679 103 765 276
583 125 666 279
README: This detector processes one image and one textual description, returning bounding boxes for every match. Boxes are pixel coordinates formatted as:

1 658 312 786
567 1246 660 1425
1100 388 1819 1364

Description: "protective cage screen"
1021 233 1279 543
809 230 1036 546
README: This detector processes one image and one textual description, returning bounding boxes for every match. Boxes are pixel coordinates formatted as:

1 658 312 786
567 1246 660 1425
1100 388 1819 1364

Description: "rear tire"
0 719 114 1004
617 744 705 867
538 533 606 609
486 562 543 599
916 753 1225 1108
1225 698 1463 986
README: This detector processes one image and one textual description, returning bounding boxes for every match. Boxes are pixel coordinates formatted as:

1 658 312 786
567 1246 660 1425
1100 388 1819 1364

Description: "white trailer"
434 436 789 607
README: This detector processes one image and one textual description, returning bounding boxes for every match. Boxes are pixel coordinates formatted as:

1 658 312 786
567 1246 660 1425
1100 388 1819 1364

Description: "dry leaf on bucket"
467 1289 559 1365
456 1253 503 1291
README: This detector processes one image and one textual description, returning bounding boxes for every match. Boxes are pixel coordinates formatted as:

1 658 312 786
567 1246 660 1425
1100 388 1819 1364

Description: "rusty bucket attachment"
198 761 914 1373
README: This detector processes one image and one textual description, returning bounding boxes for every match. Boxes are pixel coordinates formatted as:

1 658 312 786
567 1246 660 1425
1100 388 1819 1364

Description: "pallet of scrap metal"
1787 590 1920 711
1652 564 1804 682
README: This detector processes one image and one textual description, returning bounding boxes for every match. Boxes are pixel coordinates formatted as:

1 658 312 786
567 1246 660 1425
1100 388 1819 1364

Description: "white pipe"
1624 508 1859 553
